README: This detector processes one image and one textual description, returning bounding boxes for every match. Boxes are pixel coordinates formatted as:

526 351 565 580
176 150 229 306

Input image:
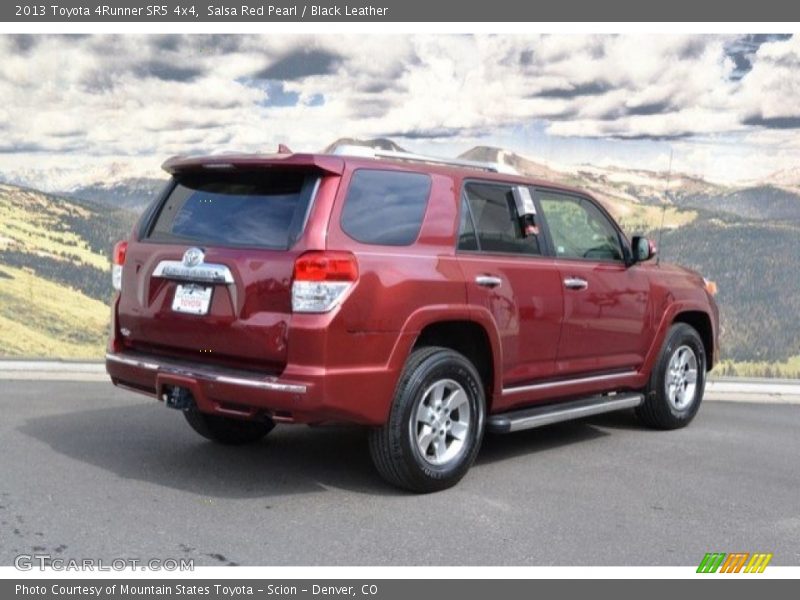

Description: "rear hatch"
117 160 336 373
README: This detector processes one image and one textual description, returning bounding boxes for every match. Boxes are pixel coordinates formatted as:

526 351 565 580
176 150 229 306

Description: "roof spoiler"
161 152 345 176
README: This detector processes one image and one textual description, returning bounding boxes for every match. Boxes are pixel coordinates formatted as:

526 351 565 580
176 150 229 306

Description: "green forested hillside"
658 217 800 363
0 184 135 357
677 185 800 222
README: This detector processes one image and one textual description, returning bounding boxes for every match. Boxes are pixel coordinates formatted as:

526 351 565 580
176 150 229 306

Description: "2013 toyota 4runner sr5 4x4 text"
106 145 719 492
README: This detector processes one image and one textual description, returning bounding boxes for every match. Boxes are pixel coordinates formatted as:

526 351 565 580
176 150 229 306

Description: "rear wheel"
369 346 486 493
636 323 706 429
184 408 275 445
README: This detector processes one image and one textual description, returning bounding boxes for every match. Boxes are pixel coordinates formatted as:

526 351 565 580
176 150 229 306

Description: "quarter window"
539 192 623 261
340 169 431 246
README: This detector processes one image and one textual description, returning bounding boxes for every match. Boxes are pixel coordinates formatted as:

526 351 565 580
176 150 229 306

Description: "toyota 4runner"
106 145 719 492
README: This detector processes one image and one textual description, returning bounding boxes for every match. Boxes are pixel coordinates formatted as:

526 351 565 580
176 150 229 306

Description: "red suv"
106 145 719 492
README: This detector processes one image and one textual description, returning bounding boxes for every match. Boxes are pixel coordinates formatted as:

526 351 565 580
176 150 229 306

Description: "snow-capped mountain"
2 138 798 223
0 161 167 213
65 178 167 213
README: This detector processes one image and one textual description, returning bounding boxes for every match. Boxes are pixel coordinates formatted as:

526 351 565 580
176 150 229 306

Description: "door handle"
475 275 502 288
564 276 588 290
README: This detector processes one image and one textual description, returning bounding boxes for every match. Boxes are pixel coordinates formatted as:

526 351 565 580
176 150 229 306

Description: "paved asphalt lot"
0 380 798 566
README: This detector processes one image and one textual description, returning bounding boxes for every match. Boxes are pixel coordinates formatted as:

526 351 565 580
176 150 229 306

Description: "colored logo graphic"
697 552 773 573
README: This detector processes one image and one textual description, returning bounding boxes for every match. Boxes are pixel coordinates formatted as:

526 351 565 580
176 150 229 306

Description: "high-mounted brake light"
112 241 128 292
292 251 358 313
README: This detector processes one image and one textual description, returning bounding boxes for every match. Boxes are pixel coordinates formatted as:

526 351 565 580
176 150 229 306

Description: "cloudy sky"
0 33 798 189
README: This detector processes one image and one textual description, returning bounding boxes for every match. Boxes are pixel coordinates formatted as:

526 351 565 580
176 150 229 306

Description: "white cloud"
739 36 800 123
0 33 797 187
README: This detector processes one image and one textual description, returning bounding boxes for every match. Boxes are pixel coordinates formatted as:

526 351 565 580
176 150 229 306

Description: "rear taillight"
112 241 127 292
292 251 358 313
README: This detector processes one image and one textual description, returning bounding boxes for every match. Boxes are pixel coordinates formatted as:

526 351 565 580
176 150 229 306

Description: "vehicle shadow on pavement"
18 403 397 498
581 408 646 431
18 402 643 497
477 419 612 465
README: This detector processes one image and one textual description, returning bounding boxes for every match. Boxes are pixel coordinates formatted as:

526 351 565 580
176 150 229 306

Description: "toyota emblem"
182 247 205 267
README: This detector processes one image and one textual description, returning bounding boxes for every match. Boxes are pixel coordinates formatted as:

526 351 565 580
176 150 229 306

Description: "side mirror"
631 236 657 263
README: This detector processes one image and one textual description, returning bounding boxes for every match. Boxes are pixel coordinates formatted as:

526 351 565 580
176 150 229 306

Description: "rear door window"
340 169 431 246
147 171 318 249
459 182 542 256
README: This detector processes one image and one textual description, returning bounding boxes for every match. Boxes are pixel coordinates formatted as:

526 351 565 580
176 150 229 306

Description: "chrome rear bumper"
105 352 307 394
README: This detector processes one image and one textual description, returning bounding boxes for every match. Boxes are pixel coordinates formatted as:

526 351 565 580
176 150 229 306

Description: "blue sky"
0 34 798 189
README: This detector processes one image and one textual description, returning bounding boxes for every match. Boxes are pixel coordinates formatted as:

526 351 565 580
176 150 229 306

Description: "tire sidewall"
397 351 485 485
653 324 706 423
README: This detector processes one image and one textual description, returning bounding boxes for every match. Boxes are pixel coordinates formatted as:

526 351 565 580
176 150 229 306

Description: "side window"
539 192 623 261
340 169 431 246
459 182 541 256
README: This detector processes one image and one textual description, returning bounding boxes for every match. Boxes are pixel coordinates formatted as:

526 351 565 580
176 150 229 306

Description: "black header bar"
3 0 800 22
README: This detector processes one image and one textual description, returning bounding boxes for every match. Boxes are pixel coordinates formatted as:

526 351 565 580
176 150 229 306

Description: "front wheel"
636 323 707 430
369 347 486 493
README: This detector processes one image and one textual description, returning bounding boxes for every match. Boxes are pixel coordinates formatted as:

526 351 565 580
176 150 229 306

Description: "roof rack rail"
331 144 518 175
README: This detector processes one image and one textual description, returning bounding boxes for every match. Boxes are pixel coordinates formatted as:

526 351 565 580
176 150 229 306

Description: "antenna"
656 149 673 265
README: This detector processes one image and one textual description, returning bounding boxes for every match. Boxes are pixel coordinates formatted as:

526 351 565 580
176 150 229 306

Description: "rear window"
146 171 318 249
340 169 431 246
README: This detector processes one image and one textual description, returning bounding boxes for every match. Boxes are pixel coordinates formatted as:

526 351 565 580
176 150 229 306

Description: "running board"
487 392 644 434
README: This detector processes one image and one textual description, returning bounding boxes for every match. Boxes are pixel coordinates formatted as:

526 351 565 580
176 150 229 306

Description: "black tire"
369 346 486 493
636 323 707 430
184 408 275 445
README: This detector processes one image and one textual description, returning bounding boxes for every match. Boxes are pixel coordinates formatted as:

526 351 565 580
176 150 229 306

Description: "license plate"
172 284 212 315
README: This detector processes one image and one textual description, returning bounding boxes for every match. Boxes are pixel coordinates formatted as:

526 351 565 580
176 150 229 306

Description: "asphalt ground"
0 379 798 566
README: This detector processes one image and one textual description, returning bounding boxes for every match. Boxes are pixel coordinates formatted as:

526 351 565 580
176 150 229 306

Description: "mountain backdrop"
1 139 798 375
